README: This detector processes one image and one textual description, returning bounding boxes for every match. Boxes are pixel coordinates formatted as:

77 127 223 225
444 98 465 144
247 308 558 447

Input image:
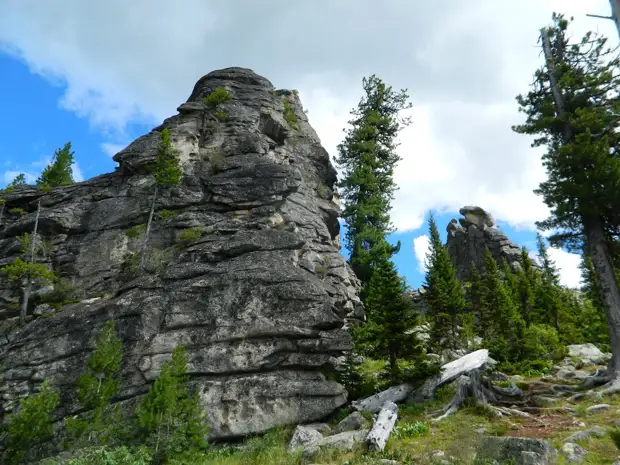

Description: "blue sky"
0 53 572 290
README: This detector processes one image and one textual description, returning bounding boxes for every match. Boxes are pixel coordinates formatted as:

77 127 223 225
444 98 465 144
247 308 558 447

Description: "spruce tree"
335 75 412 292
478 249 526 363
513 14 620 384
357 254 420 382
514 248 537 326
37 142 75 188
423 214 466 352
139 129 183 271
9 173 26 187
135 345 208 461
3 381 59 464
67 320 124 446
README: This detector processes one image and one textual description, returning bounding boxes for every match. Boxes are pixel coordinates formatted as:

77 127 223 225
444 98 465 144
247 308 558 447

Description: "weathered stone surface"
567 343 609 365
560 443 587 463
0 67 363 439
476 437 557 465
446 207 528 280
565 427 607 443
287 425 323 452
333 411 369 434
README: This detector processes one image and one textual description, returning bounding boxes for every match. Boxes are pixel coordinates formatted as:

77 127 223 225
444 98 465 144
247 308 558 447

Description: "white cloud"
72 162 84 182
101 142 127 158
548 247 583 289
413 235 431 273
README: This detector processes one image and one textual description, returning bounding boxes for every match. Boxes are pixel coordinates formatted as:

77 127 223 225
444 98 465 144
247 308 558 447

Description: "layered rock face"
445 206 523 280
0 68 363 439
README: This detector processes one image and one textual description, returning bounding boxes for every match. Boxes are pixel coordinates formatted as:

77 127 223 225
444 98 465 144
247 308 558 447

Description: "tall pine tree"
423 214 466 352
336 75 412 293
513 14 620 386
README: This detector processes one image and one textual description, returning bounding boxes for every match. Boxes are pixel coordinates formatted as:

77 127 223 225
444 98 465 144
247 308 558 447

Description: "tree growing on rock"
139 129 183 271
423 214 466 352
2 381 59 464
335 75 412 293
0 208 54 325
513 14 620 391
37 142 75 189
67 320 124 446
135 345 208 462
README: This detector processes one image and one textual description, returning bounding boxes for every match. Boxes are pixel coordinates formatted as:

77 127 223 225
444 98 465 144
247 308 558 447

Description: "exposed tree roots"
429 369 531 422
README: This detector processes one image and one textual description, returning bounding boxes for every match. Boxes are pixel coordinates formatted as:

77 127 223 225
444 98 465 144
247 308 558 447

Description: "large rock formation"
446 206 524 280
0 67 363 439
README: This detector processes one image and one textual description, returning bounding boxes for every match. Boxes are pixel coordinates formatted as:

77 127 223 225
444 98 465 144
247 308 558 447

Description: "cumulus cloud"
1 0 610 282
548 247 583 289
101 143 127 158
413 235 431 273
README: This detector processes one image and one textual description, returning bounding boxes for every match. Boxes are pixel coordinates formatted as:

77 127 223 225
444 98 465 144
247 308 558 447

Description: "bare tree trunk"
584 217 620 378
140 186 158 272
20 200 41 326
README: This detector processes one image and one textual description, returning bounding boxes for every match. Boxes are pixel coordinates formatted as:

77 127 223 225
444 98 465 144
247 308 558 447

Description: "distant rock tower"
445 206 524 280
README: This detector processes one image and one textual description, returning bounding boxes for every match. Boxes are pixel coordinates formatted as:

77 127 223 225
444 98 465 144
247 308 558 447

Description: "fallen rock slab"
365 401 398 452
565 426 607 443
476 437 558 465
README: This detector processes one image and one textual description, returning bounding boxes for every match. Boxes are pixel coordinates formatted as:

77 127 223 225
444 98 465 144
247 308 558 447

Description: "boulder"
586 404 610 414
332 411 369 434
567 344 608 365
476 437 557 465
302 429 369 458
560 443 587 463
287 425 323 452
565 427 607 443
0 67 363 440
459 206 495 228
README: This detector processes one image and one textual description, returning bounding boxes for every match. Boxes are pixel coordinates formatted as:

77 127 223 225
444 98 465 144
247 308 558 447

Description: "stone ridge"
445 206 524 280
0 67 363 439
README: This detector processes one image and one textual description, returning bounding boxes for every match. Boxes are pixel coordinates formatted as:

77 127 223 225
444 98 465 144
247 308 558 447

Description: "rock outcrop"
0 67 363 439
446 206 524 280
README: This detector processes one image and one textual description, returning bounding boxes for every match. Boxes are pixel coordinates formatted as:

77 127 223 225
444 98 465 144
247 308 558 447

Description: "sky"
0 0 616 290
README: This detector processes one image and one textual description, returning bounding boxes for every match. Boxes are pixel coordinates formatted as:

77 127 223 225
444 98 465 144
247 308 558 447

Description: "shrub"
214 111 229 121
283 99 298 129
9 207 26 217
125 224 146 239
43 446 152 465
203 87 231 107
522 323 564 361
37 277 79 310
3 381 60 464
157 209 177 222
120 252 140 278
143 247 173 276
315 264 328 279
177 227 204 247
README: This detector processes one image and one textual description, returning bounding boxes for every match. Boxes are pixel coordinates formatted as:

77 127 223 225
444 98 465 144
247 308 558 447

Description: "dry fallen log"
351 384 413 413
365 401 398 452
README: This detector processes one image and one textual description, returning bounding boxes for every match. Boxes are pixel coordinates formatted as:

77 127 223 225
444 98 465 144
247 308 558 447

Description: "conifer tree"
139 129 183 271
533 235 562 330
3 381 59 464
423 214 466 352
8 173 26 187
67 320 124 446
37 142 75 188
356 254 420 382
514 248 537 326
513 14 620 386
135 345 208 461
478 249 526 363
335 75 412 292
0 205 54 325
